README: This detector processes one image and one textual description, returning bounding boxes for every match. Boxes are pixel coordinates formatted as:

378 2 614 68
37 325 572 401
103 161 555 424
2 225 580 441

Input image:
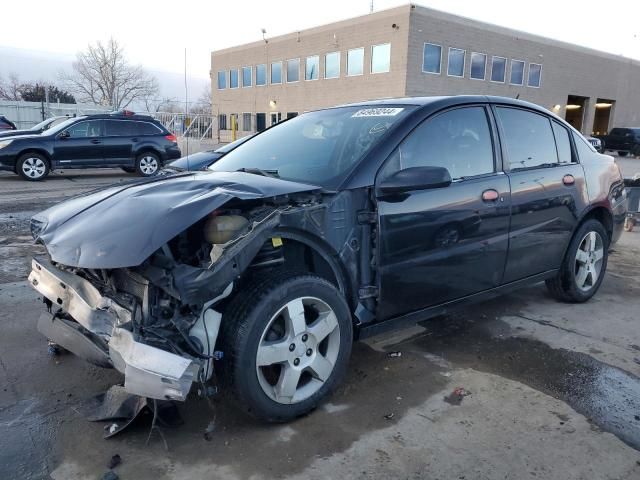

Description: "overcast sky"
1 0 638 79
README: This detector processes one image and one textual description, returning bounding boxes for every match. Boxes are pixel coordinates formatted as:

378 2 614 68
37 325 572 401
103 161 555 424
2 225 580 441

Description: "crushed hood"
34 171 320 268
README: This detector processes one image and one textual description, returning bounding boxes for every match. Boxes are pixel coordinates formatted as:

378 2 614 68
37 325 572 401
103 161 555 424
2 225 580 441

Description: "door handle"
131 138 139 142
562 174 575 186
90 139 101 144
482 189 499 202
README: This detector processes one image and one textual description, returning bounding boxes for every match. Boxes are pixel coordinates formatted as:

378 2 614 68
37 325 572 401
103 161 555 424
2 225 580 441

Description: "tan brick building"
211 4 640 141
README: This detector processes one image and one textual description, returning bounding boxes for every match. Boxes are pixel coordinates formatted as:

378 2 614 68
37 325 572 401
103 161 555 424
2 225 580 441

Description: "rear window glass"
552 122 573 164
138 122 162 135
496 107 558 169
573 132 596 159
105 120 137 136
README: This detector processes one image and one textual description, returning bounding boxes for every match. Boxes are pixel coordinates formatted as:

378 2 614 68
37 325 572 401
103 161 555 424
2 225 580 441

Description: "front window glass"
447 48 465 77
305 56 319 80
287 59 300 82
371 43 391 73
66 120 102 138
381 107 494 180
347 48 364 76
210 105 416 189
470 53 486 80
496 107 558 169
510 60 525 85
325 52 340 79
423 43 442 74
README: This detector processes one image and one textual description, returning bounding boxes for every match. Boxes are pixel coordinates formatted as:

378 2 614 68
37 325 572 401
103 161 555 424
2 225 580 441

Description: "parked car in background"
163 134 254 173
0 116 72 139
28 96 625 422
596 127 640 156
585 135 603 153
0 115 17 131
0 111 180 180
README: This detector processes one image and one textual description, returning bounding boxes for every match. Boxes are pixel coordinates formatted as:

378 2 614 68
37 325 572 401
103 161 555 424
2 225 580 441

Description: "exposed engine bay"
28 172 371 401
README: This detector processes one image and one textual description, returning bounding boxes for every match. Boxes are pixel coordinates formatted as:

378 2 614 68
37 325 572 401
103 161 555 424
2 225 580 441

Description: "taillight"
165 134 177 143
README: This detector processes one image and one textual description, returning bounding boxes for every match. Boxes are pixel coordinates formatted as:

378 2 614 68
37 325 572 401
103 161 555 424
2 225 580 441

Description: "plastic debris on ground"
443 387 472 406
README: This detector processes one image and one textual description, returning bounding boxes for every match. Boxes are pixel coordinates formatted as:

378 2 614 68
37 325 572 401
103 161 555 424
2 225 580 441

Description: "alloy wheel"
21 157 46 179
139 156 158 175
574 231 604 292
256 297 341 404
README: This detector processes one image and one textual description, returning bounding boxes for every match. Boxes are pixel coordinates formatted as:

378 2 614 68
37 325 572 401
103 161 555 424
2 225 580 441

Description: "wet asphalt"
1 162 640 479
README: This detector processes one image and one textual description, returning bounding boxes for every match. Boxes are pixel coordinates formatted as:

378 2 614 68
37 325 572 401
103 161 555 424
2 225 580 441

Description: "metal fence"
0 100 112 129
148 112 252 145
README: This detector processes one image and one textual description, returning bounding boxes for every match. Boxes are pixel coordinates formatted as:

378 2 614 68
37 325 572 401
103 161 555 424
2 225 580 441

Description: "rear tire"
121 167 135 173
17 153 50 181
219 269 353 422
135 152 160 176
546 219 609 302
618 151 629 157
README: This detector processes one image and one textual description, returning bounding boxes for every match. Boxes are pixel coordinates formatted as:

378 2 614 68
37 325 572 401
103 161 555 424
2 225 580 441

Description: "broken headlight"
30 217 48 240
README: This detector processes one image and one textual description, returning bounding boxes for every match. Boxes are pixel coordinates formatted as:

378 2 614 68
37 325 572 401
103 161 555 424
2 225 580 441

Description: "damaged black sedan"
28 96 626 422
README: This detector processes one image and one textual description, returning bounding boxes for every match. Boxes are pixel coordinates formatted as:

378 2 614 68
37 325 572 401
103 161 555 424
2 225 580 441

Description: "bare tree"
60 38 159 109
190 86 212 114
0 73 23 100
142 96 179 113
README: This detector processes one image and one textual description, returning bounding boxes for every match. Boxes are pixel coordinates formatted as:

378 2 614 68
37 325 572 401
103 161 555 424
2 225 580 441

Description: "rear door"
376 105 511 320
494 106 588 282
53 119 104 167
103 120 137 165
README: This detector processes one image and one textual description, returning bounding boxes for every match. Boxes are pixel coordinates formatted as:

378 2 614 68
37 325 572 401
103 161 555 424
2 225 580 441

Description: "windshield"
215 134 255 154
209 106 415 188
43 117 87 136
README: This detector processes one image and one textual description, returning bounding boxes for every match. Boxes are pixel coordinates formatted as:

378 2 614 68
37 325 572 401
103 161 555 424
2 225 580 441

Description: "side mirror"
379 166 452 195
59 130 70 139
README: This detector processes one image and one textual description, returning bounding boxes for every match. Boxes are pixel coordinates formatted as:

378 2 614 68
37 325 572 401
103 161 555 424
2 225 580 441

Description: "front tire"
219 269 353 422
17 153 50 181
546 219 609 302
135 152 160 176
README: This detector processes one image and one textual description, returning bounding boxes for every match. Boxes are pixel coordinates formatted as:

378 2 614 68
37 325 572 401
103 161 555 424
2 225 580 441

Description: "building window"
347 48 364 76
490 56 506 82
528 63 542 88
447 48 465 77
325 51 340 79
256 64 267 86
271 62 282 84
218 114 227 130
286 112 298 119
470 52 486 80
371 43 391 74
242 66 252 87
217 71 226 89
422 43 442 74
230 69 239 88
287 58 300 82
305 55 319 80
242 113 252 131
510 60 525 85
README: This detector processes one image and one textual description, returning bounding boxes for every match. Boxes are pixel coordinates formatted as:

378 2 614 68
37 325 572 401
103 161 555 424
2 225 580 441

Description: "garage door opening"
565 95 589 131
592 99 615 135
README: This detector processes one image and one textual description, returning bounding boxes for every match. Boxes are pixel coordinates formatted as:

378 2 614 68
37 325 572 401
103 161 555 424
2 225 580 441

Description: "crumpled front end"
28 256 211 401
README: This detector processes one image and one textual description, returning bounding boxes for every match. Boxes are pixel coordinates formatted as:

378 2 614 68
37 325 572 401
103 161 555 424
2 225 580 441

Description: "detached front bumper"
28 257 199 401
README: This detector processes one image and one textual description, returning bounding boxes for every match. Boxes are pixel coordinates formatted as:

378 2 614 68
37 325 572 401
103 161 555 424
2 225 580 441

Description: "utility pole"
370 0 373 13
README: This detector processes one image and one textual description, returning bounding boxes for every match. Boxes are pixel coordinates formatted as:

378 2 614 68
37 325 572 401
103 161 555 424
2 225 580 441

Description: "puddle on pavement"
400 313 640 451
51 342 448 478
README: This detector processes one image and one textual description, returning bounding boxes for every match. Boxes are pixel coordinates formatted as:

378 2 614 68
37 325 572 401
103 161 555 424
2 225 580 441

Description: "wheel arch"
16 149 52 171
273 228 355 310
576 205 613 241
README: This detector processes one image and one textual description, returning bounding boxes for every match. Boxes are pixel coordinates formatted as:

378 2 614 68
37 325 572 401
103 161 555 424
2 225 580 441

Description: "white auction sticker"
352 107 404 118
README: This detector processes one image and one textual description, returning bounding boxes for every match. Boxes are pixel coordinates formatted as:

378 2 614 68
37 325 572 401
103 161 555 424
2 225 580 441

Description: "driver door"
376 105 511 320
54 119 104 167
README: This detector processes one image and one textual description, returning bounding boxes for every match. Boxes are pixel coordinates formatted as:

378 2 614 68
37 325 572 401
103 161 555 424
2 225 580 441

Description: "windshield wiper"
236 167 280 178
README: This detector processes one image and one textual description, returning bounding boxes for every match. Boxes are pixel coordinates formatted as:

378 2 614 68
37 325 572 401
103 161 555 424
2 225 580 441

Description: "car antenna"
515 94 520 100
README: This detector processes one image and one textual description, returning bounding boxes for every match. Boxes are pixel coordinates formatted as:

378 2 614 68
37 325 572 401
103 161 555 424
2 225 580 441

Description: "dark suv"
29 96 626 422
596 127 640 157
0 111 180 180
